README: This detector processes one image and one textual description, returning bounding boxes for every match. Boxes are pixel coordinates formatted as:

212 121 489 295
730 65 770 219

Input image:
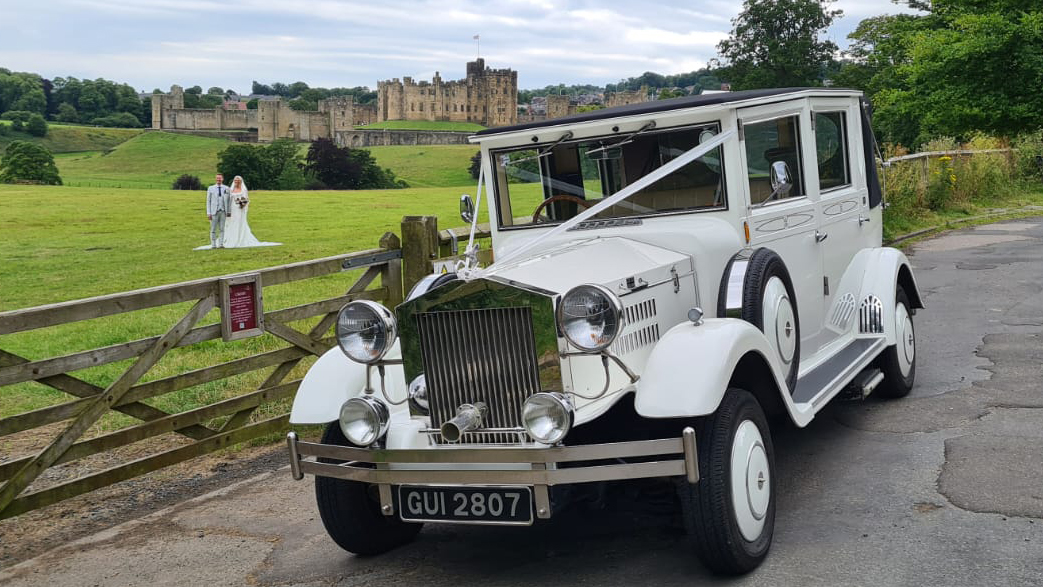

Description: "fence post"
401 216 438 296
379 232 404 307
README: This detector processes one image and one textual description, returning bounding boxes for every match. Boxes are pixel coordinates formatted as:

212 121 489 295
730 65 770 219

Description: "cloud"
2 0 924 91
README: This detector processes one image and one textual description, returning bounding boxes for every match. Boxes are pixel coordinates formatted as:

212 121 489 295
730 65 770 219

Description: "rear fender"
289 342 409 424
857 248 924 345
634 318 800 424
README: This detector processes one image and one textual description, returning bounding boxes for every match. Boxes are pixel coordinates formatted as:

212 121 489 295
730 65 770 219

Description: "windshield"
491 122 725 229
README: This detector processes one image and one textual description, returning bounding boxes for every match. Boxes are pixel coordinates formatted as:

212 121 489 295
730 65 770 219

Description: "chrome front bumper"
287 428 699 520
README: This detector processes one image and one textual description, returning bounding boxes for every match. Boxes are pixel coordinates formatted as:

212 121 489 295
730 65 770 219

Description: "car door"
738 101 824 360
808 98 872 350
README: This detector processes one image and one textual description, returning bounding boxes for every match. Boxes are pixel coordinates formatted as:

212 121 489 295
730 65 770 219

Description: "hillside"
56 132 229 188
54 131 476 189
0 121 142 154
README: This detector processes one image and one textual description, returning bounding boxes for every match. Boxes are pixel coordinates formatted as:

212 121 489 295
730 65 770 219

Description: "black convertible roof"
476 87 852 136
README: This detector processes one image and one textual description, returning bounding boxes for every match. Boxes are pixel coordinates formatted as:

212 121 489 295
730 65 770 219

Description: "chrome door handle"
815 231 828 243
858 214 870 226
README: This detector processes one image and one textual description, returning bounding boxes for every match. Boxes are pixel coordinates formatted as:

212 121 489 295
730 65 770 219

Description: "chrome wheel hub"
731 420 770 542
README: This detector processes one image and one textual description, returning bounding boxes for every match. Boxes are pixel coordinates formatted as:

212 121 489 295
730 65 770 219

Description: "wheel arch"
728 351 788 422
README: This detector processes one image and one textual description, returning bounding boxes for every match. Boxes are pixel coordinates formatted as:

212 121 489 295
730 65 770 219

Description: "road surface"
3 218 1042 586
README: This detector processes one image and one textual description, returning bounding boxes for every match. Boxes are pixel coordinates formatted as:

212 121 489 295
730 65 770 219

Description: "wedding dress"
224 187 280 248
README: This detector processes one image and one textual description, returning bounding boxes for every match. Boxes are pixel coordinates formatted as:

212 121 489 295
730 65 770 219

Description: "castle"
377 59 517 127
151 85 356 142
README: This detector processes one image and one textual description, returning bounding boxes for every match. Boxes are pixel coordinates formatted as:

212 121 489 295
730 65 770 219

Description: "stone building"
545 94 576 119
604 86 650 109
150 85 355 142
377 59 517 127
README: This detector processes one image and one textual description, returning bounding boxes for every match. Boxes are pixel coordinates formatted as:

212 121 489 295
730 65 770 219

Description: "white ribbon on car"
456 129 735 281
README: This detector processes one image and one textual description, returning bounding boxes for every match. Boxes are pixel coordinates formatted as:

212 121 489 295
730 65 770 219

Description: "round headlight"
522 392 574 445
557 284 624 351
336 301 396 363
408 374 429 414
339 396 390 446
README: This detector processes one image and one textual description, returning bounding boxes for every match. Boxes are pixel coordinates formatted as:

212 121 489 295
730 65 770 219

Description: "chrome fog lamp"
408 374 429 414
339 396 390 446
336 300 397 363
522 392 574 445
557 284 625 352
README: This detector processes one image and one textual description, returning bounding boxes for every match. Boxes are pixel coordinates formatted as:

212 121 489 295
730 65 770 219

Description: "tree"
217 139 304 190
90 112 141 127
468 151 482 180
715 0 842 89
246 98 259 110
302 137 406 189
25 113 47 137
55 102 78 122
207 86 224 95
0 141 61 184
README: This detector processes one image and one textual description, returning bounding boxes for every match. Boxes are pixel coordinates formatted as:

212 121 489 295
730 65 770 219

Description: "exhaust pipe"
440 402 487 442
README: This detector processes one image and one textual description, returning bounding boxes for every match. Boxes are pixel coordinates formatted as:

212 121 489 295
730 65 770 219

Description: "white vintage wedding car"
285 88 922 574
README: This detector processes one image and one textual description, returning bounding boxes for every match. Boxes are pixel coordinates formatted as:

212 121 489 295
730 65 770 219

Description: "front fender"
289 342 408 424
634 318 793 420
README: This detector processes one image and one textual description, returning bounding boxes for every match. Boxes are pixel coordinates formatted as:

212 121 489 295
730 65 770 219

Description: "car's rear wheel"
678 388 776 575
875 285 916 398
314 423 422 555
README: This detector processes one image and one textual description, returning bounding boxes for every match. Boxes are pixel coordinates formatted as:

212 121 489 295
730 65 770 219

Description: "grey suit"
207 183 231 247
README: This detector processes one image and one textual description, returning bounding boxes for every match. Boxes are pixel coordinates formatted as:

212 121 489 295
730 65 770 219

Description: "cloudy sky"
0 0 918 93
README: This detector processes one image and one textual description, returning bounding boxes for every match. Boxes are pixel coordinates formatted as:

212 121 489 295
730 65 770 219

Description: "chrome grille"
859 295 884 334
416 307 539 444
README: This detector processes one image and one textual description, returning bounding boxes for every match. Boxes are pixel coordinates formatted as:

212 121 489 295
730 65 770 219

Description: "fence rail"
0 233 404 520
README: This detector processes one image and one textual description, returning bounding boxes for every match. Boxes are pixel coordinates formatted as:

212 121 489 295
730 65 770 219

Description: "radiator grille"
416 307 539 444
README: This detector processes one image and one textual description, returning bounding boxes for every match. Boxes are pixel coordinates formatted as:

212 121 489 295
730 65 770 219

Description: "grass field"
357 120 486 132
367 145 477 187
0 121 142 154
55 132 231 188
0 182 477 426
52 131 475 189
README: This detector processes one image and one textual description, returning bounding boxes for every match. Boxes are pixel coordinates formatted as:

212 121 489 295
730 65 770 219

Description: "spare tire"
739 249 800 392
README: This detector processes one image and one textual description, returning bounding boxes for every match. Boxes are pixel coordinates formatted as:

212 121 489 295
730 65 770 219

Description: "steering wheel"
532 195 593 224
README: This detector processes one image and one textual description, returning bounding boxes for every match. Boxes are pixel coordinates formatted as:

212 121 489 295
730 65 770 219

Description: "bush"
302 137 407 190
0 124 9 136
468 150 482 180
1012 130 1043 180
56 103 79 123
0 141 61 185
90 112 142 128
25 113 47 137
171 174 203 190
0 110 32 123
217 139 302 190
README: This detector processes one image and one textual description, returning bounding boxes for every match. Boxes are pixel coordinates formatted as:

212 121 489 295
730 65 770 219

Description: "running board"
793 338 886 407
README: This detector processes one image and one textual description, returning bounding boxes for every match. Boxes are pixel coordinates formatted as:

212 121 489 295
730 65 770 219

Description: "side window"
744 116 805 205
814 111 850 191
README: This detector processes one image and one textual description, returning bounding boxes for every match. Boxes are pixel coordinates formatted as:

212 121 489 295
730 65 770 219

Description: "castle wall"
545 95 575 119
334 129 472 148
153 85 355 143
605 87 649 109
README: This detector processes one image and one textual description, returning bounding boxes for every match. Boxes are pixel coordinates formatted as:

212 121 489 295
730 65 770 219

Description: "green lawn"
367 145 477 188
54 131 476 189
0 183 475 424
56 132 229 188
0 121 142 154
357 120 486 132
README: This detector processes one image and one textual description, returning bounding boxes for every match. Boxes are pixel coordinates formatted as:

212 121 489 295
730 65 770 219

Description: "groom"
206 173 232 248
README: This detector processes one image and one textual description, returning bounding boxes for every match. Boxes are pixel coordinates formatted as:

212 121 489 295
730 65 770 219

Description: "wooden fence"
0 213 496 520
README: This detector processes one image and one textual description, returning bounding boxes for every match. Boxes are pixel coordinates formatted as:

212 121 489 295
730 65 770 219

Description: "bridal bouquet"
234 195 249 209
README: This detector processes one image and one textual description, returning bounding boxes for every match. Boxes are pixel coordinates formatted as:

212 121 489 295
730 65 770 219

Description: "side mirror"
460 194 475 224
769 161 793 196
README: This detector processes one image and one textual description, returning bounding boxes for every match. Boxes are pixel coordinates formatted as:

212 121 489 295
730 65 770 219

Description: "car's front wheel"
678 388 776 575
314 423 422 555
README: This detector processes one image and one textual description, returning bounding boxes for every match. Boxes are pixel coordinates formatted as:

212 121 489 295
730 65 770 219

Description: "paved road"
3 218 1042 587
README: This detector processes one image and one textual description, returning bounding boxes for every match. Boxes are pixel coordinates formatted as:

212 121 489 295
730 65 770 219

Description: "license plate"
398 485 533 525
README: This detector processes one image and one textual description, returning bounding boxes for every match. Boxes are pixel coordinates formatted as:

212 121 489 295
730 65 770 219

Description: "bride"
223 175 281 248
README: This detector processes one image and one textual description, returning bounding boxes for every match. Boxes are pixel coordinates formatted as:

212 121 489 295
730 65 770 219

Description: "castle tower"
151 85 184 129
320 96 355 132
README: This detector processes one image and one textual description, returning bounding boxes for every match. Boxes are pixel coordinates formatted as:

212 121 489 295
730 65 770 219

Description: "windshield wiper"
503 131 574 165
584 121 657 157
